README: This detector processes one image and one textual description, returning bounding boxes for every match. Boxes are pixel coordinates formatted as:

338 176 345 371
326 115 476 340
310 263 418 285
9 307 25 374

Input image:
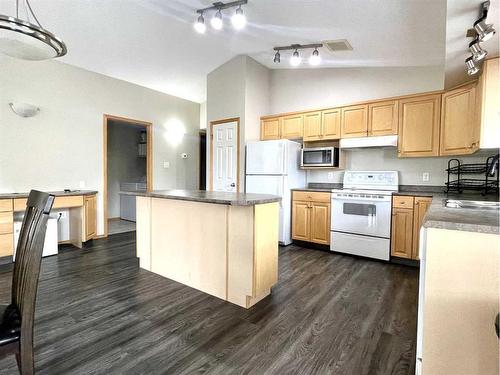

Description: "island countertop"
121 189 281 206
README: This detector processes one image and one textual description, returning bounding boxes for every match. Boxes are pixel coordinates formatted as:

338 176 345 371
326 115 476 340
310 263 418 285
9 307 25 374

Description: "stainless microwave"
301 147 339 167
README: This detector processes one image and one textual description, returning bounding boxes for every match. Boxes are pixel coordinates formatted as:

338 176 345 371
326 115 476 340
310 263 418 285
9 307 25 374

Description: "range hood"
340 135 398 149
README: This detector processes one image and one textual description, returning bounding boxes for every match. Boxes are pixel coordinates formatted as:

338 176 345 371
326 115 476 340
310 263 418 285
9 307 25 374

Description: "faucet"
487 154 499 177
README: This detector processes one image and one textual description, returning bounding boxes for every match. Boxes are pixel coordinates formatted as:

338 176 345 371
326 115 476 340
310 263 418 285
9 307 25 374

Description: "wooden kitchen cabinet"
397 94 441 157
322 108 341 139
368 100 398 136
412 197 432 259
440 84 479 155
281 114 304 139
292 191 331 245
261 117 281 140
477 57 500 148
83 194 97 241
391 207 414 259
341 104 368 138
303 111 322 141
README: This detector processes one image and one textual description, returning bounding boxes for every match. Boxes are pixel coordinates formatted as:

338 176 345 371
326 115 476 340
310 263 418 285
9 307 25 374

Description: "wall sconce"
9 102 40 117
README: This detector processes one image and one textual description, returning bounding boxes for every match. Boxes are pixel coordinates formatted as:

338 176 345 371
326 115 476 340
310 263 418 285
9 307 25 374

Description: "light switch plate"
422 172 430 182
163 161 170 169
327 172 334 180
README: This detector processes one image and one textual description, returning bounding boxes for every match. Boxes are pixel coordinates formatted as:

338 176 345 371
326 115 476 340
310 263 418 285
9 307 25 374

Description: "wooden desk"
0 192 97 258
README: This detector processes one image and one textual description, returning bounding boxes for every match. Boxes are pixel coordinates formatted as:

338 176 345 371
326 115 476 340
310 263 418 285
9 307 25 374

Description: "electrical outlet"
422 172 430 182
327 172 334 180
163 161 170 169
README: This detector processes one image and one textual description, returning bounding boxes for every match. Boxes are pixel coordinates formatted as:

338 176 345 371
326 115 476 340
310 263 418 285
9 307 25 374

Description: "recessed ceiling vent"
324 39 353 52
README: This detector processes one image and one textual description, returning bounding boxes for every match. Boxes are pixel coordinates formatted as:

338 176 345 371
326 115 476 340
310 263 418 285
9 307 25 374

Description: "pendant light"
194 13 206 34
0 0 67 60
290 49 301 67
309 48 321 66
231 5 246 30
211 9 223 30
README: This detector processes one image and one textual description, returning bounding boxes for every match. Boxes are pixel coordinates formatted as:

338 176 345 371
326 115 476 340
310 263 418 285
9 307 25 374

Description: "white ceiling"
0 0 478 103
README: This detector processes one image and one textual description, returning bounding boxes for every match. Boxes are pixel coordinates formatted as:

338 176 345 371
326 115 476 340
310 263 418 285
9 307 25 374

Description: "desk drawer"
393 196 414 209
0 233 14 257
0 212 13 235
14 195 84 211
293 191 331 203
0 199 13 212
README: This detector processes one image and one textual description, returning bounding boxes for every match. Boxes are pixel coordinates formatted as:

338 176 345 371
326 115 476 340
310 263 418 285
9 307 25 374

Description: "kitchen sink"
444 199 500 210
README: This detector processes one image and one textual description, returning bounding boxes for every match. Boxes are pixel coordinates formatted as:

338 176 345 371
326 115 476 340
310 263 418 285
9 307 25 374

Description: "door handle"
495 313 499 339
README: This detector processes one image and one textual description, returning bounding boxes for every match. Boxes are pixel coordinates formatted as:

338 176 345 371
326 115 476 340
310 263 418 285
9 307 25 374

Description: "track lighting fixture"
273 43 323 67
474 18 496 42
273 51 280 64
465 57 479 76
194 13 206 34
469 39 487 61
194 1 247 33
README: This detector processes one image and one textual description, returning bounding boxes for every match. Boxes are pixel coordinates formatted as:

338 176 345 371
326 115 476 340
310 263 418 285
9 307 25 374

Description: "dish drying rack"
445 156 499 195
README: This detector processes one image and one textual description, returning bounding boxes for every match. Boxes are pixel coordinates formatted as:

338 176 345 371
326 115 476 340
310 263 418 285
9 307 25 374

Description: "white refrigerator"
245 139 306 245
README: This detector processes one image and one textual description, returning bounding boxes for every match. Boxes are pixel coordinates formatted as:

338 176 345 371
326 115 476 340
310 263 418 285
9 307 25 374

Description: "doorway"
103 115 152 237
209 118 240 192
199 129 207 190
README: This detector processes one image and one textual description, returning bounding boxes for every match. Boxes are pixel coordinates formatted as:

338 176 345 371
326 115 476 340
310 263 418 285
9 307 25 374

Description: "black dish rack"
446 156 499 195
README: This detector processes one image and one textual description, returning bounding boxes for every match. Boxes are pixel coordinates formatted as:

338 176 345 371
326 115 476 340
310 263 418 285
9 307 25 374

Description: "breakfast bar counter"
128 190 281 308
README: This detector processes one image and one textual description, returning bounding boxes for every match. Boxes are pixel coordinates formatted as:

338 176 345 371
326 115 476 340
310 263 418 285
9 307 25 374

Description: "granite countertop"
121 189 281 206
0 190 98 199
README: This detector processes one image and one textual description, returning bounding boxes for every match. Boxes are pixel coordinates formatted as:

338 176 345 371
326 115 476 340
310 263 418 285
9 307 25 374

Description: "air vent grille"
324 39 353 52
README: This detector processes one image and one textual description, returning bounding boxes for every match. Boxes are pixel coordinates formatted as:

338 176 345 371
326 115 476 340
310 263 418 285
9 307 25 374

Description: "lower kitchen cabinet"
292 191 331 245
390 195 432 260
84 194 97 241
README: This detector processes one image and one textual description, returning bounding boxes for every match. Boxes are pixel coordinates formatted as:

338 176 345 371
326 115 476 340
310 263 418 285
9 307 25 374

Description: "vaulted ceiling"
0 0 496 102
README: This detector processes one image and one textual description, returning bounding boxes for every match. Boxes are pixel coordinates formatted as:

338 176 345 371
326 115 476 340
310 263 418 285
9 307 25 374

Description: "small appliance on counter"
330 170 399 261
301 146 339 168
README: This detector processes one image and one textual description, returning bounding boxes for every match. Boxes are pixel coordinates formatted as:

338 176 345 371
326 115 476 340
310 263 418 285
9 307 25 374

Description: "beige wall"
0 56 200 235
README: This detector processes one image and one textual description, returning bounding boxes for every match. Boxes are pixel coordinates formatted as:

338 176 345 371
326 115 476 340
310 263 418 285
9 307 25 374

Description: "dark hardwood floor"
0 232 419 374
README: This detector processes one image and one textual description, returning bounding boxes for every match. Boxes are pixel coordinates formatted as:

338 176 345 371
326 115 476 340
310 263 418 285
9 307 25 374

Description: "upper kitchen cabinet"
281 114 304 139
341 104 368 138
368 100 398 136
303 111 322 141
321 108 341 139
440 84 478 156
477 57 500 149
397 94 441 157
261 117 281 140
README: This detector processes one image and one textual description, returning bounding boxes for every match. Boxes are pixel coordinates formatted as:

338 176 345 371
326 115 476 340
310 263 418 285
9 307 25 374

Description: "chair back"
11 190 54 325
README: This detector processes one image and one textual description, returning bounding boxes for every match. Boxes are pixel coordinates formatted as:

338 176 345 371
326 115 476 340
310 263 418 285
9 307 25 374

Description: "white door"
212 121 238 192
246 140 286 175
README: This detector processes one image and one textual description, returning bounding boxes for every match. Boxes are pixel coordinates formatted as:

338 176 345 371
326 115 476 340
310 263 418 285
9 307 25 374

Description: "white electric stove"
331 171 399 260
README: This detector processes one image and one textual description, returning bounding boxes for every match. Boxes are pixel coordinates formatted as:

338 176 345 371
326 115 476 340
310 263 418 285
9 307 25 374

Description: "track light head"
469 39 487 61
474 18 496 42
309 48 321 66
290 49 301 67
194 13 206 34
273 51 280 63
211 9 223 30
231 6 246 30
465 56 479 75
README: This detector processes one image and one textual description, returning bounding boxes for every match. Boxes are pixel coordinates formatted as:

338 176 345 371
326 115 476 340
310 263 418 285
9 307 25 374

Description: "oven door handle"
332 196 391 203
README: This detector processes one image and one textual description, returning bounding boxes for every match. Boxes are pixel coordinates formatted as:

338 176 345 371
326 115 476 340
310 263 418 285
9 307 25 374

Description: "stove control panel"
343 171 399 191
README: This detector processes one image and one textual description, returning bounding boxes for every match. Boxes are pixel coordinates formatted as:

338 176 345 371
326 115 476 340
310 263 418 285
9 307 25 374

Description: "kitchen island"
123 190 281 308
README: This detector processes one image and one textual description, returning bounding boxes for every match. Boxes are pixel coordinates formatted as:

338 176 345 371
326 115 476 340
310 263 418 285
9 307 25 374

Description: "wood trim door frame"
103 114 153 237
209 117 240 192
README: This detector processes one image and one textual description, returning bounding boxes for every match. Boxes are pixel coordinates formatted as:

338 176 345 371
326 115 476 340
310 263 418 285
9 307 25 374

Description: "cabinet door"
261 118 281 140
391 208 413 259
0 233 13 257
282 114 304 139
341 104 368 138
310 202 330 245
412 197 432 259
440 85 478 155
292 200 310 241
398 94 441 157
477 57 500 148
85 195 97 240
368 100 398 136
322 108 341 139
303 112 322 141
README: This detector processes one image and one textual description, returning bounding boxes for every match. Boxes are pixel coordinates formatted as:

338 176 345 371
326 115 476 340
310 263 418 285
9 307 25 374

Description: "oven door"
331 195 391 238
301 148 334 167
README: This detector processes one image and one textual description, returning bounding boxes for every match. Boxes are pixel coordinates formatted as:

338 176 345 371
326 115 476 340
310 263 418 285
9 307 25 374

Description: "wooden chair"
0 190 54 374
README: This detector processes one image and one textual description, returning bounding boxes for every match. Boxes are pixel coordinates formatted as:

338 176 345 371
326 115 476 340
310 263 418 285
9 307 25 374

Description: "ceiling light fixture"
273 43 323 67
231 5 246 30
194 13 206 34
211 9 223 30
195 1 248 33
290 49 301 67
465 56 479 75
469 39 487 61
309 48 321 66
474 18 496 42
0 0 67 60
273 51 280 63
